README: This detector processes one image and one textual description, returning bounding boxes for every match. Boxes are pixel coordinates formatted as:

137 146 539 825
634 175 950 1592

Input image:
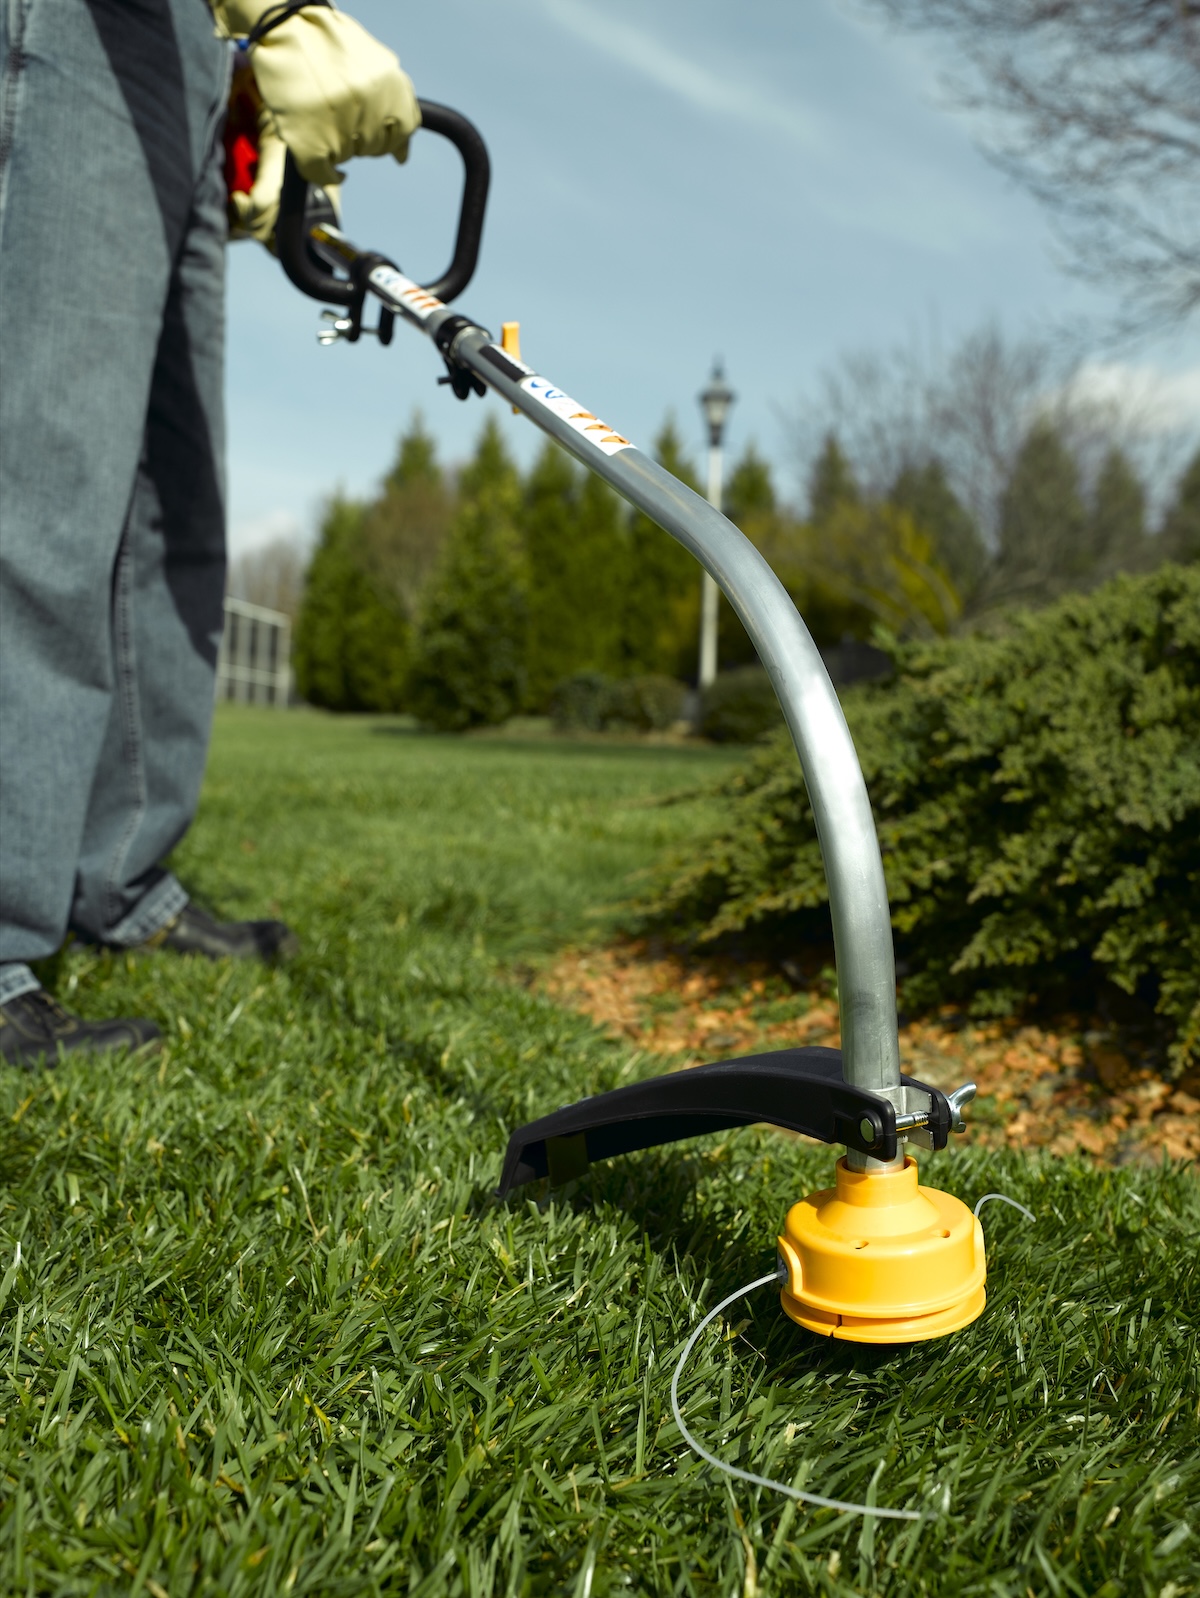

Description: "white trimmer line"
670 1192 1036 1521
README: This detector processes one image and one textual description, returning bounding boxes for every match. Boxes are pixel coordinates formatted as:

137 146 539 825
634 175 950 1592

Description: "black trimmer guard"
498 1046 952 1196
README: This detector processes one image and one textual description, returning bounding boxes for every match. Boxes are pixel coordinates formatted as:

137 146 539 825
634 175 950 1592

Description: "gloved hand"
215 1 420 237
228 102 319 244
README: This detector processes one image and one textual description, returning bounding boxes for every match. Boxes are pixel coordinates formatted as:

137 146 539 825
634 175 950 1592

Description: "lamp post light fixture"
697 359 736 690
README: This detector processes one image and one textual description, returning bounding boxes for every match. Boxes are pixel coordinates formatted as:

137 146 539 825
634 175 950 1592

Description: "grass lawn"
1 708 1196 1596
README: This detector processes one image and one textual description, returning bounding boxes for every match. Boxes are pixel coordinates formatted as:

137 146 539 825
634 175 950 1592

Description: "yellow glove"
228 103 286 242
214 1 421 189
227 101 342 244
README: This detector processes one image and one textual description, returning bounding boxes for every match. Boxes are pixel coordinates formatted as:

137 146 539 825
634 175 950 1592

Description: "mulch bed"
541 940 1200 1165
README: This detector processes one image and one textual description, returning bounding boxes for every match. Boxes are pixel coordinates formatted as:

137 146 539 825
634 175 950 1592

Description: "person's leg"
0 0 225 1005
69 148 298 962
69 14 230 947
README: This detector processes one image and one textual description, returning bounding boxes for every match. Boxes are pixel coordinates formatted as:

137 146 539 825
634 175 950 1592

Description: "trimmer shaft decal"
520 376 632 455
368 265 444 322
479 344 534 382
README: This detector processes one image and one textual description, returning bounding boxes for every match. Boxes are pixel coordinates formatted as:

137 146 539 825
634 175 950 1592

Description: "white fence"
216 597 292 707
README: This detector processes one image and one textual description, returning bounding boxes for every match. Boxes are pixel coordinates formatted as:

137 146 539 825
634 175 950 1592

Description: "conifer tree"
807 433 859 524
1090 446 1146 572
622 419 703 679
720 444 779 669
384 415 439 492
408 417 529 730
889 459 987 599
523 441 627 707
293 495 411 712
522 441 578 697
359 414 454 620
293 496 361 711
796 435 888 643
993 419 1089 598
725 444 776 528
1161 446 1200 563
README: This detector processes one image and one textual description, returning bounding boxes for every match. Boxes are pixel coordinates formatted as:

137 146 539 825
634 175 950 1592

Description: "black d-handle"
275 98 491 307
415 101 490 302
277 158 351 305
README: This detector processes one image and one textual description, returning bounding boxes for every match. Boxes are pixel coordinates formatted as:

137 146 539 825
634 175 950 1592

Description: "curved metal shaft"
454 329 904 1116
314 246 904 1150
592 447 903 1108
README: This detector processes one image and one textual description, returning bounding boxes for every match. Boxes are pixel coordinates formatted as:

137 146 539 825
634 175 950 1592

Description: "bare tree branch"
791 319 1184 536
790 322 1074 539
860 0 1200 328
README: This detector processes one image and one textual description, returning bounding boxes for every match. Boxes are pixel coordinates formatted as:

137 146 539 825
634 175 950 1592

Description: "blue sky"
225 0 1200 557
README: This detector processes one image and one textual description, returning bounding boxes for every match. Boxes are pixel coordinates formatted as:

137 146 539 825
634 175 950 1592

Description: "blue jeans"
0 0 229 1005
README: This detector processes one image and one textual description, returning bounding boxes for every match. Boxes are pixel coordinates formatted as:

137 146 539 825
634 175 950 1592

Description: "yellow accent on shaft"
778 1157 986 1344
501 322 522 411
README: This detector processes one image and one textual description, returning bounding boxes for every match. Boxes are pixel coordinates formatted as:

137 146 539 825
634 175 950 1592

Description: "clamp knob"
946 1082 977 1135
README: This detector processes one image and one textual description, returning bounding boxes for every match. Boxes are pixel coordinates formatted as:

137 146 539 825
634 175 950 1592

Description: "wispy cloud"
522 0 1003 251
529 0 826 152
1067 360 1200 431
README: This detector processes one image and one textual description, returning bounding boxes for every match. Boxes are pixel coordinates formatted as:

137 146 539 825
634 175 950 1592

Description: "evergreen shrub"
641 566 1200 1068
604 674 686 732
549 672 686 733
549 672 611 732
699 666 783 744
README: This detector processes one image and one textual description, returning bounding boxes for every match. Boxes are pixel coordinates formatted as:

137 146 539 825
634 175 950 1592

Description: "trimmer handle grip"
414 101 490 301
275 98 491 306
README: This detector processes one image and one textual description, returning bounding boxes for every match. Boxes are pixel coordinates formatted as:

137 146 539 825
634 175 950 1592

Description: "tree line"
292 415 705 727
285 391 1199 728
801 418 1200 637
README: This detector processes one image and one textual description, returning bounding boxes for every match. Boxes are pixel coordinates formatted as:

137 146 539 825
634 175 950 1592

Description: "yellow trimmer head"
499 1046 983 1344
778 1156 986 1343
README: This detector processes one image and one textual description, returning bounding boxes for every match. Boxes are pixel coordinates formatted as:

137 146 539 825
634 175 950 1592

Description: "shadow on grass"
487 1131 919 1391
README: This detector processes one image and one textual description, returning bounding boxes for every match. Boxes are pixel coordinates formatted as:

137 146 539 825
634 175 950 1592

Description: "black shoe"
137 903 299 963
0 988 161 1068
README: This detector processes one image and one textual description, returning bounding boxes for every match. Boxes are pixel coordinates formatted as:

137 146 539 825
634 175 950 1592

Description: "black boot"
0 988 161 1068
135 902 299 963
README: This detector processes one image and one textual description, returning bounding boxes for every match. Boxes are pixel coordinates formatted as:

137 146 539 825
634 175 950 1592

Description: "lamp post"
697 359 735 690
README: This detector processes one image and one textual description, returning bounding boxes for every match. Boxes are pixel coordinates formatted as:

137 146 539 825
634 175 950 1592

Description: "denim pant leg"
71 109 229 948
0 0 228 999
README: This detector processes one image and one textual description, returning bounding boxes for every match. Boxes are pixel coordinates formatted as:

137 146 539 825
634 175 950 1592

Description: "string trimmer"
273 103 1018 1513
